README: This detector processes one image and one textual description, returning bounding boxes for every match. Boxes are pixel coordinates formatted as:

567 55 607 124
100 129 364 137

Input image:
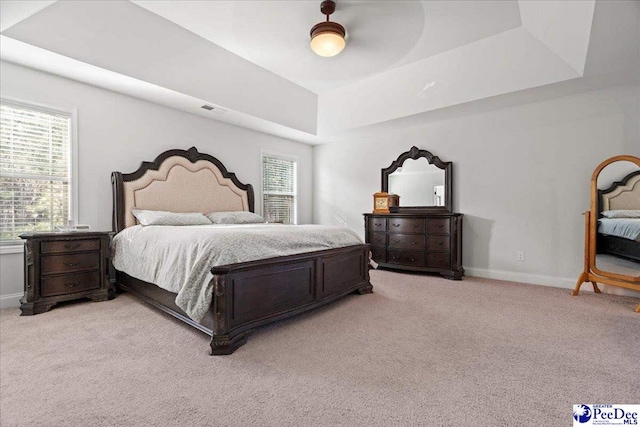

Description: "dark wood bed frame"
111 147 373 355
597 170 640 263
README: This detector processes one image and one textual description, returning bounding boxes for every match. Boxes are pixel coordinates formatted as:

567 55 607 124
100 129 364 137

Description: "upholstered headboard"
598 170 640 214
112 147 254 232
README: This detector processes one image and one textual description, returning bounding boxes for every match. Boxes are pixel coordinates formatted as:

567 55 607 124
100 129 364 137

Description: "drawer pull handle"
374 223 382 226
392 224 400 227
412 241 418 245
410 258 415 261
394 240 400 244
63 261 80 267
437 241 444 246
435 224 444 228
413 225 420 228
65 282 80 288
64 243 81 250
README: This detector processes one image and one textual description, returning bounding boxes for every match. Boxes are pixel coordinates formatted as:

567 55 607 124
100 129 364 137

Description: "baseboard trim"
465 267 576 289
465 267 639 297
0 293 22 309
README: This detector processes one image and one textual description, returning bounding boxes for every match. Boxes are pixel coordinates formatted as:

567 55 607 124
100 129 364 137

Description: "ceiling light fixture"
310 0 346 58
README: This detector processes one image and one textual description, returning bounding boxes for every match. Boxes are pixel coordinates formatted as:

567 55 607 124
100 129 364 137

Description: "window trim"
0 96 78 248
260 149 298 225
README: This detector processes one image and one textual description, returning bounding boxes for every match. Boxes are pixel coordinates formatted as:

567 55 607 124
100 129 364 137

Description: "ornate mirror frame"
381 146 453 213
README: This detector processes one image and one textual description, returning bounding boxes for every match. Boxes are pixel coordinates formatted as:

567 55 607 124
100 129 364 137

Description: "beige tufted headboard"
112 147 254 232
598 170 640 213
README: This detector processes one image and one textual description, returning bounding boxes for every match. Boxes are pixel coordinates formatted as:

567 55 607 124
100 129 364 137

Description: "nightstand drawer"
427 218 450 234
388 218 425 233
389 234 425 249
427 235 451 251
41 271 101 297
368 218 387 232
388 250 425 267
427 252 451 269
41 238 100 254
41 253 100 275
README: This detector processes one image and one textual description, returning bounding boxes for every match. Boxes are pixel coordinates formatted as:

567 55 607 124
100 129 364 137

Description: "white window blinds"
0 101 72 243
262 154 297 224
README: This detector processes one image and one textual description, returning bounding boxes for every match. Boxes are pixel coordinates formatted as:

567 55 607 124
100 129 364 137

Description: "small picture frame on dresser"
19 231 114 315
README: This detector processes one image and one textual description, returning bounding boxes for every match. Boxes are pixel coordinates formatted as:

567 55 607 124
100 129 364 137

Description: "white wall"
313 83 640 292
0 60 313 307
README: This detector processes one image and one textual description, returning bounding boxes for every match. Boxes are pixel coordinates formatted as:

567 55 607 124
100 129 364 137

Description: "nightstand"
19 231 113 315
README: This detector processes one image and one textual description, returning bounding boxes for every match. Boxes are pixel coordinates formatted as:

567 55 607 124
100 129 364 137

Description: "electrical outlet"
516 251 525 262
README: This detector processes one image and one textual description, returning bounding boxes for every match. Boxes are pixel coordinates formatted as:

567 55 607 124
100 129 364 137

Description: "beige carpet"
1 270 639 427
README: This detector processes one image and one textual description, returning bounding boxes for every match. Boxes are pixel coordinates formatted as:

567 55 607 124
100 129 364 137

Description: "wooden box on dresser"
364 213 464 280
19 231 113 315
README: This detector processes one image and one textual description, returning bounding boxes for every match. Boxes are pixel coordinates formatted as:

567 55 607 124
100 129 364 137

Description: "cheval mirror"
573 155 640 312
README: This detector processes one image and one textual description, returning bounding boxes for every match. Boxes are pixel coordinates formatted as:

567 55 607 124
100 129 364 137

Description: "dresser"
20 231 113 315
364 213 464 279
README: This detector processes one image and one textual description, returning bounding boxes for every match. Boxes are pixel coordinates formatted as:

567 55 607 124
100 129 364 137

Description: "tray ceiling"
1 1 638 144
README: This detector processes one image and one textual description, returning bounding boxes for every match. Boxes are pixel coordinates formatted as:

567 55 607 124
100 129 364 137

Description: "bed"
111 147 373 355
597 170 640 262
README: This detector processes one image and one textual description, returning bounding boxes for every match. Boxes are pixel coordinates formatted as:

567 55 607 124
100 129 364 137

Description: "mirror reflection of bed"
595 163 640 277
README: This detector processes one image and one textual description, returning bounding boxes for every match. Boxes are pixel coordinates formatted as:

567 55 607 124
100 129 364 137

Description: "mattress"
598 218 640 243
112 224 363 322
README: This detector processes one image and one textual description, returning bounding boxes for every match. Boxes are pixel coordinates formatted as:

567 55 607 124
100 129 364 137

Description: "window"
262 152 297 224
0 99 76 245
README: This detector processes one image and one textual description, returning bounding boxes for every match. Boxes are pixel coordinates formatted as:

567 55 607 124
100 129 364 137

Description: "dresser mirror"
574 155 640 313
382 146 452 213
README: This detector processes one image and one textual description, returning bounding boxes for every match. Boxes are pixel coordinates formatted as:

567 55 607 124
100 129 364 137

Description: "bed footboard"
116 244 372 355
208 244 372 355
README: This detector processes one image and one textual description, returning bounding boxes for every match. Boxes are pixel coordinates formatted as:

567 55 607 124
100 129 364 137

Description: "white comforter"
598 218 640 243
111 224 363 322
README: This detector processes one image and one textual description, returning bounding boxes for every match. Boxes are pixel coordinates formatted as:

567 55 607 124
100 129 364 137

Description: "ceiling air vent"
201 105 227 114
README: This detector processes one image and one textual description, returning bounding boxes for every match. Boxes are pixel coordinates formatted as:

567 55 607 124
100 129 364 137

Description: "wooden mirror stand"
573 155 640 312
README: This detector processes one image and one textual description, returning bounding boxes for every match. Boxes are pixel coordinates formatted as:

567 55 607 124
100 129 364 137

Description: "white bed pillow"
601 210 640 219
206 211 266 224
131 208 212 226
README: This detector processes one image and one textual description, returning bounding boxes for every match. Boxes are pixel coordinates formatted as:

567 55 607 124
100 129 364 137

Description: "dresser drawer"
371 247 386 263
388 218 425 233
41 271 101 297
369 232 387 247
427 252 451 269
41 253 100 275
427 218 450 234
388 234 426 250
368 217 387 232
427 235 451 252
388 250 425 267
41 238 101 254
